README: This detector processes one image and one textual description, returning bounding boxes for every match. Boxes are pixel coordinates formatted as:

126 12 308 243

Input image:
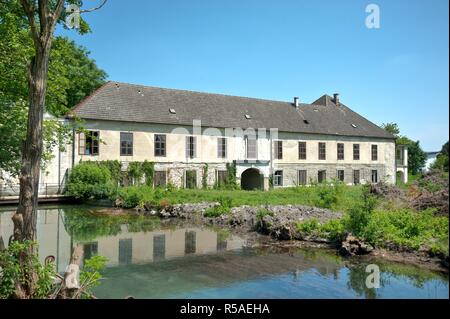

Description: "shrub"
204 196 234 217
117 186 147 208
256 208 273 220
67 162 113 199
312 181 343 209
343 186 377 236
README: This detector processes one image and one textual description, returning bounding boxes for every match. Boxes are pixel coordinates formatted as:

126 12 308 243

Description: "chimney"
293 97 300 109
333 93 340 105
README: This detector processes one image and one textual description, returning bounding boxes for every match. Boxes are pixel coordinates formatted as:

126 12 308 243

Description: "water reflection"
0 206 448 299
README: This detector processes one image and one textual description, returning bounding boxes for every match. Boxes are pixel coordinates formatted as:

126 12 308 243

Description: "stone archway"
396 170 405 184
241 168 263 190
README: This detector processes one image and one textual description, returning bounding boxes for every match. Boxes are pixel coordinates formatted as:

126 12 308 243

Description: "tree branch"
20 0 40 48
38 0 49 36
79 0 108 13
44 0 65 49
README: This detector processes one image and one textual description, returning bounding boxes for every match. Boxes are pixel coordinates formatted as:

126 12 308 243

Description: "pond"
0 205 448 299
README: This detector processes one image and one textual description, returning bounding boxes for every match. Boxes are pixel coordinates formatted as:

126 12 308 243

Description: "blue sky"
58 0 449 150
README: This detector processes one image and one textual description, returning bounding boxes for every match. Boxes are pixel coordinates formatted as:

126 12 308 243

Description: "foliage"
67 161 113 199
431 141 449 172
362 209 448 257
295 219 345 242
141 161 155 187
0 1 107 178
405 140 428 175
63 208 161 241
204 196 233 217
312 181 343 209
0 241 54 299
381 123 427 175
225 162 238 189
78 255 108 299
381 122 400 137
202 164 208 189
343 186 377 236
256 208 274 220
127 162 144 185
99 160 122 185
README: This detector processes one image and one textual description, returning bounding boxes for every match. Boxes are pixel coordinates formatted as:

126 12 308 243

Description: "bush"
67 162 113 199
256 208 273 220
312 181 342 209
343 186 377 236
204 196 233 217
117 186 147 208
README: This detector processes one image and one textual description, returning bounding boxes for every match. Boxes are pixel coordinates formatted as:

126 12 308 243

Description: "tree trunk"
11 42 51 298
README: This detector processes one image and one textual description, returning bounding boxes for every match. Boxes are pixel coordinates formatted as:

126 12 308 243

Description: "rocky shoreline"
93 201 448 273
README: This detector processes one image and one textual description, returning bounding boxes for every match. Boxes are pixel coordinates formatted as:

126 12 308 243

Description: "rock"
340 234 373 256
114 198 124 207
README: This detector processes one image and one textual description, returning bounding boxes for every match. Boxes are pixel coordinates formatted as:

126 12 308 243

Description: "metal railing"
0 182 66 198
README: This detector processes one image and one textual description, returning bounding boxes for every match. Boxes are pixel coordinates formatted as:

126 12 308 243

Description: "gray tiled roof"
70 81 395 140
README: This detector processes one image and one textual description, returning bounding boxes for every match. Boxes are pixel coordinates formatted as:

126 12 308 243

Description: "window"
246 136 257 159
353 170 360 184
120 132 133 156
153 235 166 261
186 136 196 158
217 170 228 188
79 131 99 155
371 145 378 161
337 170 345 182
217 235 227 251
298 142 307 160
118 238 132 265
185 170 197 189
274 141 283 159
154 171 167 188
185 231 196 254
353 144 360 160
273 170 283 186
337 143 344 160
371 170 378 183
217 137 227 158
298 170 307 185
318 170 326 183
319 142 326 160
83 242 98 264
154 134 166 157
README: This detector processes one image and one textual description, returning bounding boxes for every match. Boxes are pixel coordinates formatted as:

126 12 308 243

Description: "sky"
57 0 449 151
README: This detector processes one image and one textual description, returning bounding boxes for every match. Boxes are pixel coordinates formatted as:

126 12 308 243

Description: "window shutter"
79 132 85 155
186 137 190 158
193 137 196 158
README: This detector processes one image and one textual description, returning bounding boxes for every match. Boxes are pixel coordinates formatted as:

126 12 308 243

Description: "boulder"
340 234 373 256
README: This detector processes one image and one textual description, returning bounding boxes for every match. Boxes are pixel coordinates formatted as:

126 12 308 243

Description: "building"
425 151 440 171
0 81 409 197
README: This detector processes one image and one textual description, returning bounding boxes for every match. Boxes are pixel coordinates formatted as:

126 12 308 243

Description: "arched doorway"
396 170 405 185
241 168 263 190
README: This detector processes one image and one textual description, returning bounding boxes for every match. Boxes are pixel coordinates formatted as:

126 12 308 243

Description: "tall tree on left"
10 0 107 298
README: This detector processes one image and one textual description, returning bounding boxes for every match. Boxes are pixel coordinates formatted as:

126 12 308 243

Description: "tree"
5 0 107 298
381 122 400 137
0 33 107 178
404 140 427 175
431 141 449 172
381 123 427 175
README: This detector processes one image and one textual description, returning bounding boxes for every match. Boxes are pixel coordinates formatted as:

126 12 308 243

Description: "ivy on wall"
202 164 209 189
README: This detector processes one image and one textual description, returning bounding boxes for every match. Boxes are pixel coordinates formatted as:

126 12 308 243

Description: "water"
0 205 448 299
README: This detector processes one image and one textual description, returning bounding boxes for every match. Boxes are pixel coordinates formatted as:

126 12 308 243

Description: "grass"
114 182 363 212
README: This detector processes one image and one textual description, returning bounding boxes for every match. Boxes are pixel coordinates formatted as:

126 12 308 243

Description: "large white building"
1 81 409 197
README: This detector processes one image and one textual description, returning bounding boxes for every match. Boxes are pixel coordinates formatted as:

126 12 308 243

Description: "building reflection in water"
0 208 245 272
